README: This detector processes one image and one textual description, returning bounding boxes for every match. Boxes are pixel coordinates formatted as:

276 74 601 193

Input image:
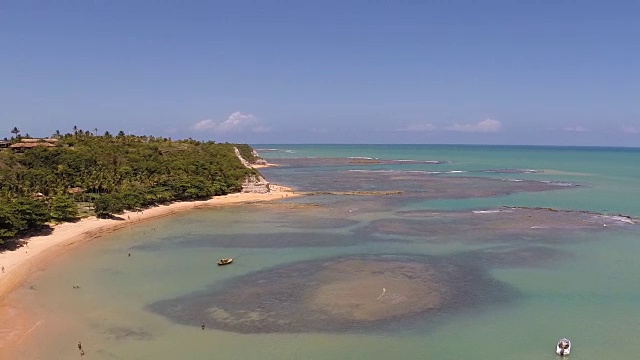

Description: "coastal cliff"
241 175 270 194
234 147 270 193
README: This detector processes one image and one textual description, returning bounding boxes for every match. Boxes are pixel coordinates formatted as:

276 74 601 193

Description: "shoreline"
0 184 299 301
0 184 300 354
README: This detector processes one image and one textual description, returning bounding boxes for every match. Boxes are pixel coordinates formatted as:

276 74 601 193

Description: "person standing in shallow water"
201 322 205 330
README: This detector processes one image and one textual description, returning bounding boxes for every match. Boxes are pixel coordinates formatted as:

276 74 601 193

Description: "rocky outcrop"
234 147 253 168
233 147 268 167
251 150 268 166
234 147 270 193
241 175 270 194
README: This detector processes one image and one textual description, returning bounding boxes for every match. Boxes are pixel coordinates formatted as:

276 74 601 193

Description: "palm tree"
10 127 20 139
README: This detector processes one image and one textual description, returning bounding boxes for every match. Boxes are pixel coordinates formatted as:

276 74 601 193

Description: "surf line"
377 288 386 300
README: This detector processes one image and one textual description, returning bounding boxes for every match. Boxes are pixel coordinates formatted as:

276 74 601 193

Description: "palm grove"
0 128 261 247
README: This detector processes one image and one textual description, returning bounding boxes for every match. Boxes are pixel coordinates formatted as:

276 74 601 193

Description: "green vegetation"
235 144 260 163
49 195 80 222
0 128 261 247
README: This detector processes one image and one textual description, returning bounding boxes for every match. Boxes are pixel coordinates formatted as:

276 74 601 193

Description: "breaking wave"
472 209 513 214
349 169 467 174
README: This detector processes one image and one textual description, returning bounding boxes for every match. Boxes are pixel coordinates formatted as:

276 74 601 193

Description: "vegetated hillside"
235 144 261 163
0 130 260 245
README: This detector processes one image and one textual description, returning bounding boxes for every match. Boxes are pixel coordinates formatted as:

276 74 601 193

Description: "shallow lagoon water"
11 145 640 359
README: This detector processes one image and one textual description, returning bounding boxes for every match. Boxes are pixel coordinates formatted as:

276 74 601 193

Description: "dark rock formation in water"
360 207 637 244
261 165 576 197
147 255 516 334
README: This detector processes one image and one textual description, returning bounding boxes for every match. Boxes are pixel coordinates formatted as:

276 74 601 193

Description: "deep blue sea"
11 145 640 359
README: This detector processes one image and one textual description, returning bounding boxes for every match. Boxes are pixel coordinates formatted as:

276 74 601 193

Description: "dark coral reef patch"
147 255 516 334
361 207 637 244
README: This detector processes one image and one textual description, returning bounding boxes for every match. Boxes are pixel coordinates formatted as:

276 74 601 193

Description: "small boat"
556 338 571 356
217 258 234 266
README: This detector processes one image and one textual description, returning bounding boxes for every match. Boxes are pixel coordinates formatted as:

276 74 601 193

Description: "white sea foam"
609 216 635 224
472 209 512 214
540 180 574 186
593 215 636 224
349 169 395 173
429 170 467 174
485 168 540 173
425 170 467 174
389 159 443 163
348 169 465 175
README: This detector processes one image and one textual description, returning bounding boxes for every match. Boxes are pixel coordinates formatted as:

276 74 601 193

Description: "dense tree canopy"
0 129 260 246
49 195 79 222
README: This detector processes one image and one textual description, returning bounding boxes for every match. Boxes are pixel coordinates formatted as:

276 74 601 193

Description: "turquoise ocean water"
10 145 640 359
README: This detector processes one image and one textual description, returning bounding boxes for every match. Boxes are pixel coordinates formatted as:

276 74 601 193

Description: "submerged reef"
361 207 637 244
147 255 516 334
133 204 636 252
145 158 637 334
262 165 576 196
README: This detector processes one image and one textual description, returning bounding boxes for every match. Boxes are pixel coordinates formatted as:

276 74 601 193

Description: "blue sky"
1 1 639 146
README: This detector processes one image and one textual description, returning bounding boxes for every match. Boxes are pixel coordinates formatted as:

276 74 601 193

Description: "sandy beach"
0 184 299 355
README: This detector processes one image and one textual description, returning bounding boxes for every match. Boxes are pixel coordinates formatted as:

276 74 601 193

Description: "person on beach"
77 341 82 351
201 322 205 330
1 266 4 273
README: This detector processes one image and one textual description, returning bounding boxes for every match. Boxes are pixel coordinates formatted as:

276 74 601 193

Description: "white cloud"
396 123 437 132
563 126 590 132
192 111 269 133
193 119 216 130
446 119 502 133
621 126 639 134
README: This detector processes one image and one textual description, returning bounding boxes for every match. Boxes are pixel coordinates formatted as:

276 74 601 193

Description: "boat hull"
556 338 571 356
217 258 234 266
